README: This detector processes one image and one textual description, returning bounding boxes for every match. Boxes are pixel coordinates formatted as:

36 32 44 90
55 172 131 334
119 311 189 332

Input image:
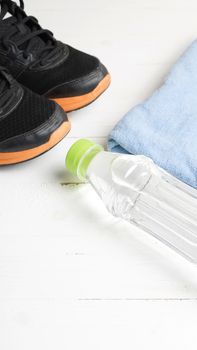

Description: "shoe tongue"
0 17 13 39
0 16 46 56
26 36 46 56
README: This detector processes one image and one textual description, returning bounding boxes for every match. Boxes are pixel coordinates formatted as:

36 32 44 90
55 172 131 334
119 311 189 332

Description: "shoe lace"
0 0 60 67
0 66 14 110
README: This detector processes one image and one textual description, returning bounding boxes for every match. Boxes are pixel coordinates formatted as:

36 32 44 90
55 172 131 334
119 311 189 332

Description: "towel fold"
108 40 197 188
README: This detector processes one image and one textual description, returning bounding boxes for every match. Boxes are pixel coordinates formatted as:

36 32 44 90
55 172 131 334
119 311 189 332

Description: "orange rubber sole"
0 120 71 165
53 74 111 112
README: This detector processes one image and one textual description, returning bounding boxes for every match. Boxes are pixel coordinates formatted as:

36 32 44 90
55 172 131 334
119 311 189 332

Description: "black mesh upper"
0 86 56 143
16 46 100 95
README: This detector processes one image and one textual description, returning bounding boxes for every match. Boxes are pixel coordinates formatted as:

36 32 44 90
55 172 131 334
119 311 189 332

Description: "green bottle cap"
66 139 104 180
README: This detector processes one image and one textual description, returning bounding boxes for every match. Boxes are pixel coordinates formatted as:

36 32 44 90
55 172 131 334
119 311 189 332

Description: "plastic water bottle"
66 139 197 263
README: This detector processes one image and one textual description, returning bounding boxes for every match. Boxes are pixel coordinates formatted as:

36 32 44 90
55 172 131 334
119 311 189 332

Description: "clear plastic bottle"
66 139 197 263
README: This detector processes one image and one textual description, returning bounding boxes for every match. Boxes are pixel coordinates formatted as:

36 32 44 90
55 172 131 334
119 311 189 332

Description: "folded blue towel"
108 40 197 189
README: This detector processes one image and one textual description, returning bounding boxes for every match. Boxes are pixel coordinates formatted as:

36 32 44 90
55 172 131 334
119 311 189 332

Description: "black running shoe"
0 0 111 112
0 66 70 165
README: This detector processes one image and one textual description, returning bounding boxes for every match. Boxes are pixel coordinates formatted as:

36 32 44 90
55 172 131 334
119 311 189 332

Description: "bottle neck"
77 144 103 181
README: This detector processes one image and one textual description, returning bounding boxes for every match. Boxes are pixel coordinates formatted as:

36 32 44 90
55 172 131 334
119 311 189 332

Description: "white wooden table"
1 0 197 349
